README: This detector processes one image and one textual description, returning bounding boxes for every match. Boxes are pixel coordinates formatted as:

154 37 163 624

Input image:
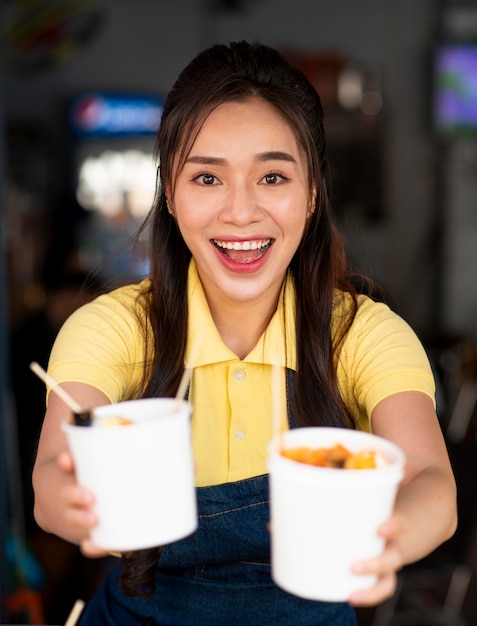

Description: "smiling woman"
171 98 311 340
32 41 457 626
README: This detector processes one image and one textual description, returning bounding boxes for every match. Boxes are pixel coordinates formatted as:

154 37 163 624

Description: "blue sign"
70 92 163 137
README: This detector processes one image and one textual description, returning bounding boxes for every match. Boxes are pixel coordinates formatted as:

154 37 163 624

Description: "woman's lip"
212 239 274 273
212 238 272 251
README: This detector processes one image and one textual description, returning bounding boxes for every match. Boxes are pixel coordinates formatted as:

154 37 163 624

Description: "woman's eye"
195 173 219 185
260 172 288 185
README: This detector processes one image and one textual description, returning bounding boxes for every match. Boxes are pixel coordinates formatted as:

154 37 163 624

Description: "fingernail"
350 590 367 603
80 490 93 503
82 511 97 524
352 562 367 574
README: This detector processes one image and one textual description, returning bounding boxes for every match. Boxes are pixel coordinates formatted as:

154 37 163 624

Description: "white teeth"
214 239 270 251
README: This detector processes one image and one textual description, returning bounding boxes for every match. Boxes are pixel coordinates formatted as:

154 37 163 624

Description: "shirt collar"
186 259 296 370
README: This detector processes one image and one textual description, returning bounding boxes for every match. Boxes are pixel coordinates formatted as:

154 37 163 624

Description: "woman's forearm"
392 464 457 565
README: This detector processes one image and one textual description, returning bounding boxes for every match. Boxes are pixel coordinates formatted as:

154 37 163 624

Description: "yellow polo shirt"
48 260 435 487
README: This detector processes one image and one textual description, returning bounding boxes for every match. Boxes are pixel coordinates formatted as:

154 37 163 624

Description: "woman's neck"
206 291 281 360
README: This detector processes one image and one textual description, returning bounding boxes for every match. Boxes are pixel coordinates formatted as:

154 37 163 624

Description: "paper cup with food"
62 397 198 552
267 427 405 602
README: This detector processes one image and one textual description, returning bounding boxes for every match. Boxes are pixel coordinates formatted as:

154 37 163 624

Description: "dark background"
1 0 477 624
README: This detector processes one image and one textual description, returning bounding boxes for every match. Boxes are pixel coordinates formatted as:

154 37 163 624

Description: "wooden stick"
30 361 83 413
272 362 283 451
174 366 193 411
174 338 202 411
64 599 85 626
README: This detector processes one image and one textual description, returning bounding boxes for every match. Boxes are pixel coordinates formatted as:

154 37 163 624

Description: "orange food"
281 444 389 469
100 416 133 428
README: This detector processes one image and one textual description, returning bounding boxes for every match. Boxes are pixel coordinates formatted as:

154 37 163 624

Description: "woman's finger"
57 450 75 473
348 572 397 606
56 483 98 535
352 541 403 578
60 483 95 509
80 537 111 559
349 540 403 606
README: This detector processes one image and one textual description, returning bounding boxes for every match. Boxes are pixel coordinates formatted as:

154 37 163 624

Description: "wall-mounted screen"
434 45 477 135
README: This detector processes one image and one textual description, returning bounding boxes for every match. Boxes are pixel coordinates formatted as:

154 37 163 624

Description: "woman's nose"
219 184 263 225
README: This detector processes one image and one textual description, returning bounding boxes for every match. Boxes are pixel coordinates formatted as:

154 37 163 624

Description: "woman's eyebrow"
256 151 297 163
186 151 297 165
185 155 226 165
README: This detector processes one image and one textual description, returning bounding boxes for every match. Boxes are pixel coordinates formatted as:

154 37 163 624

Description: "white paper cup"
267 427 405 602
62 398 198 552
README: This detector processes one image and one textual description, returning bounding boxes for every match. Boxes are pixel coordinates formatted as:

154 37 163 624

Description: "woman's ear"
164 187 174 216
308 186 317 217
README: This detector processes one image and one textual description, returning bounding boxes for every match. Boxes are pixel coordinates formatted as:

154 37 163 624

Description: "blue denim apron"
79 371 356 625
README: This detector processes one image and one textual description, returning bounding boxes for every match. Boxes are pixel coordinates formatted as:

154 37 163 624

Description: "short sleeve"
47 282 149 404
337 295 436 430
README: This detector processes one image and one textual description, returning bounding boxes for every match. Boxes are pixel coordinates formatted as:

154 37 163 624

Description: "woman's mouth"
212 239 272 264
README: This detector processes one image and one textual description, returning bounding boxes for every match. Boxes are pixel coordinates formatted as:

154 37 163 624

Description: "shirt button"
234 428 245 441
234 370 245 381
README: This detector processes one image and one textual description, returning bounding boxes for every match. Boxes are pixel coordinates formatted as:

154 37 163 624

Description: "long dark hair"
119 40 376 596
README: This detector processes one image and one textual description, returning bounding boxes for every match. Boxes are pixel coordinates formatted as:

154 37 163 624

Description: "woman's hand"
347 391 458 607
348 516 404 606
33 382 113 550
55 451 109 558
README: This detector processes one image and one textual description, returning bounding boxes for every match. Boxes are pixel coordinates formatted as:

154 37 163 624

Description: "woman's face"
172 97 313 308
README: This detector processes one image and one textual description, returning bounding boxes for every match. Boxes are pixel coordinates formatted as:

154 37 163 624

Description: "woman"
32 41 457 625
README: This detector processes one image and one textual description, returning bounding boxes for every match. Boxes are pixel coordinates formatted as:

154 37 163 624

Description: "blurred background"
1 0 477 623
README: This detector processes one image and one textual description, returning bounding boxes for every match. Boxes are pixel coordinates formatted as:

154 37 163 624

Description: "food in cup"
281 443 390 469
268 427 406 602
66 414 133 427
98 416 133 428
62 397 197 551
